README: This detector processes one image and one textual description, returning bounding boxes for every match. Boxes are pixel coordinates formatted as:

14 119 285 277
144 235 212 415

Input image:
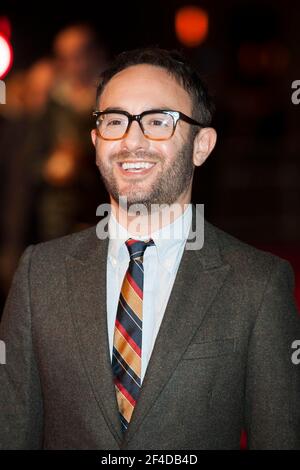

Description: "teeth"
121 162 155 170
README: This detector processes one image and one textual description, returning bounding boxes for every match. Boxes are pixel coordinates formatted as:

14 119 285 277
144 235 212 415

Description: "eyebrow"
101 105 173 113
101 107 126 112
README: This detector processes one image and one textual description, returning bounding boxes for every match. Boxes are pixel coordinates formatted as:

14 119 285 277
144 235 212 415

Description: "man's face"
91 64 196 209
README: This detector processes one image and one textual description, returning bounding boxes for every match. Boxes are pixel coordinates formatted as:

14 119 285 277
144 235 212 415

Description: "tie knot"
125 238 155 260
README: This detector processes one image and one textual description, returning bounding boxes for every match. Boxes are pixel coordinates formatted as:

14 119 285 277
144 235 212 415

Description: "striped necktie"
112 237 155 433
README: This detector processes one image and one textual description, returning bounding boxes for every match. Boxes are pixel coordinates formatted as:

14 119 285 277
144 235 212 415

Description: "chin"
114 192 152 210
117 187 152 203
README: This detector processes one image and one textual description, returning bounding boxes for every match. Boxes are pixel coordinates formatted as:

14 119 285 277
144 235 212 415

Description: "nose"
120 119 149 152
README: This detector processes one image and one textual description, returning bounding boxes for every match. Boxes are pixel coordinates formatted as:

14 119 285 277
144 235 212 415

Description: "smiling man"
91 52 216 235
91 61 214 211
0 48 299 450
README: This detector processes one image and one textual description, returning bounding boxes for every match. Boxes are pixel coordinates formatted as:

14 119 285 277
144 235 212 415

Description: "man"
0 48 299 450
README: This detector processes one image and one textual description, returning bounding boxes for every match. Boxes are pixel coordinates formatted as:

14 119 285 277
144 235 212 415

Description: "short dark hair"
95 47 215 127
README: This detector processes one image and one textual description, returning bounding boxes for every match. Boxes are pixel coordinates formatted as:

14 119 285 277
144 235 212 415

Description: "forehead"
99 64 192 114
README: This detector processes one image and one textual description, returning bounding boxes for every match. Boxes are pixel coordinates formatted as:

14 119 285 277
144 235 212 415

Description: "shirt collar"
108 203 192 273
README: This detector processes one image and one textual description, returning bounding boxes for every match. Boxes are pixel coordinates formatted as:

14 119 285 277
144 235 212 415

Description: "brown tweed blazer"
1 206 300 449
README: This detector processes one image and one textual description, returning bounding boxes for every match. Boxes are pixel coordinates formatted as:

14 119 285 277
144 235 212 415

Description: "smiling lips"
117 161 157 175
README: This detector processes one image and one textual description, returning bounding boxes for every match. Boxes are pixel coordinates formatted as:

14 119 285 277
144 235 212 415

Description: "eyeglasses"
92 109 204 141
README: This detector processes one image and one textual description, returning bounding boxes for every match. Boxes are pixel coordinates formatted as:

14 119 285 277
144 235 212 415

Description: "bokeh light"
0 33 13 79
175 6 209 47
238 41 290 77
0 16 12 39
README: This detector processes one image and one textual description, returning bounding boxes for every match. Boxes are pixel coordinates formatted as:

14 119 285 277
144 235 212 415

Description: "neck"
110 189 192 237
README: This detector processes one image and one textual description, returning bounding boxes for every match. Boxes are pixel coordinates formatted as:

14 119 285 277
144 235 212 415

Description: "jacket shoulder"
27 225 100 263
206 220 293 277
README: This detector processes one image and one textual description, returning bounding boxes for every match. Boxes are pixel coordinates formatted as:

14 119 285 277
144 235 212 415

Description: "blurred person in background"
0 24 108 308
39 23 108 239
0 61 55 305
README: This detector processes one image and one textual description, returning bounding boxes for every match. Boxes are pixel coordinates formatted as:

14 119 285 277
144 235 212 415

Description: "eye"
107 119 123 126
150 119 165 126
145 115 171 128
101 113 127 127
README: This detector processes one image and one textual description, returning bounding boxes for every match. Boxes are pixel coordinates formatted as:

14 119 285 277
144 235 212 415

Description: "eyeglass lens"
97 112 174 139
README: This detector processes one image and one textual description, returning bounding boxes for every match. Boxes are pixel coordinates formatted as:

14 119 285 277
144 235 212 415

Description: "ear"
192 127 217 167
91 129 97 147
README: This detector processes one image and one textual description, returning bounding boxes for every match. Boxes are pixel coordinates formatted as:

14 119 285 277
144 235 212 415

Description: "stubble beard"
96 139 195 212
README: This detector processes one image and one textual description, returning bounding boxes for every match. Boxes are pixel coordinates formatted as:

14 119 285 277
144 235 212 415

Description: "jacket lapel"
65 232 124 446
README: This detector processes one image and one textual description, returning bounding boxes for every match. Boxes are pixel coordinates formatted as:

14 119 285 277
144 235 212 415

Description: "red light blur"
175 6 209 47
0 16 12 39
0 33 13 79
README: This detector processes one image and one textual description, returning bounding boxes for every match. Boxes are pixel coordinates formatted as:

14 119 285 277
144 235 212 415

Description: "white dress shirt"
107 203 192 383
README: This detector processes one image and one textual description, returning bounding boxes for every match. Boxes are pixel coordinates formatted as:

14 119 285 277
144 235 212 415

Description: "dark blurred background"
0 0 299 317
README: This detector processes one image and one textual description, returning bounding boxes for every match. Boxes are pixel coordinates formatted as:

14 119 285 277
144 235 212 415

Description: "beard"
96 138 194 211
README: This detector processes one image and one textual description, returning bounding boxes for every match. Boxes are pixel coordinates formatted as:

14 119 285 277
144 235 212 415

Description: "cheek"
154 140 179 165
96 140 119 161
152 139 176 155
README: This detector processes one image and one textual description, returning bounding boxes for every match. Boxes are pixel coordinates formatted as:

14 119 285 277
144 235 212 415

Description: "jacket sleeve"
245 258 300 449
0 245 43 449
